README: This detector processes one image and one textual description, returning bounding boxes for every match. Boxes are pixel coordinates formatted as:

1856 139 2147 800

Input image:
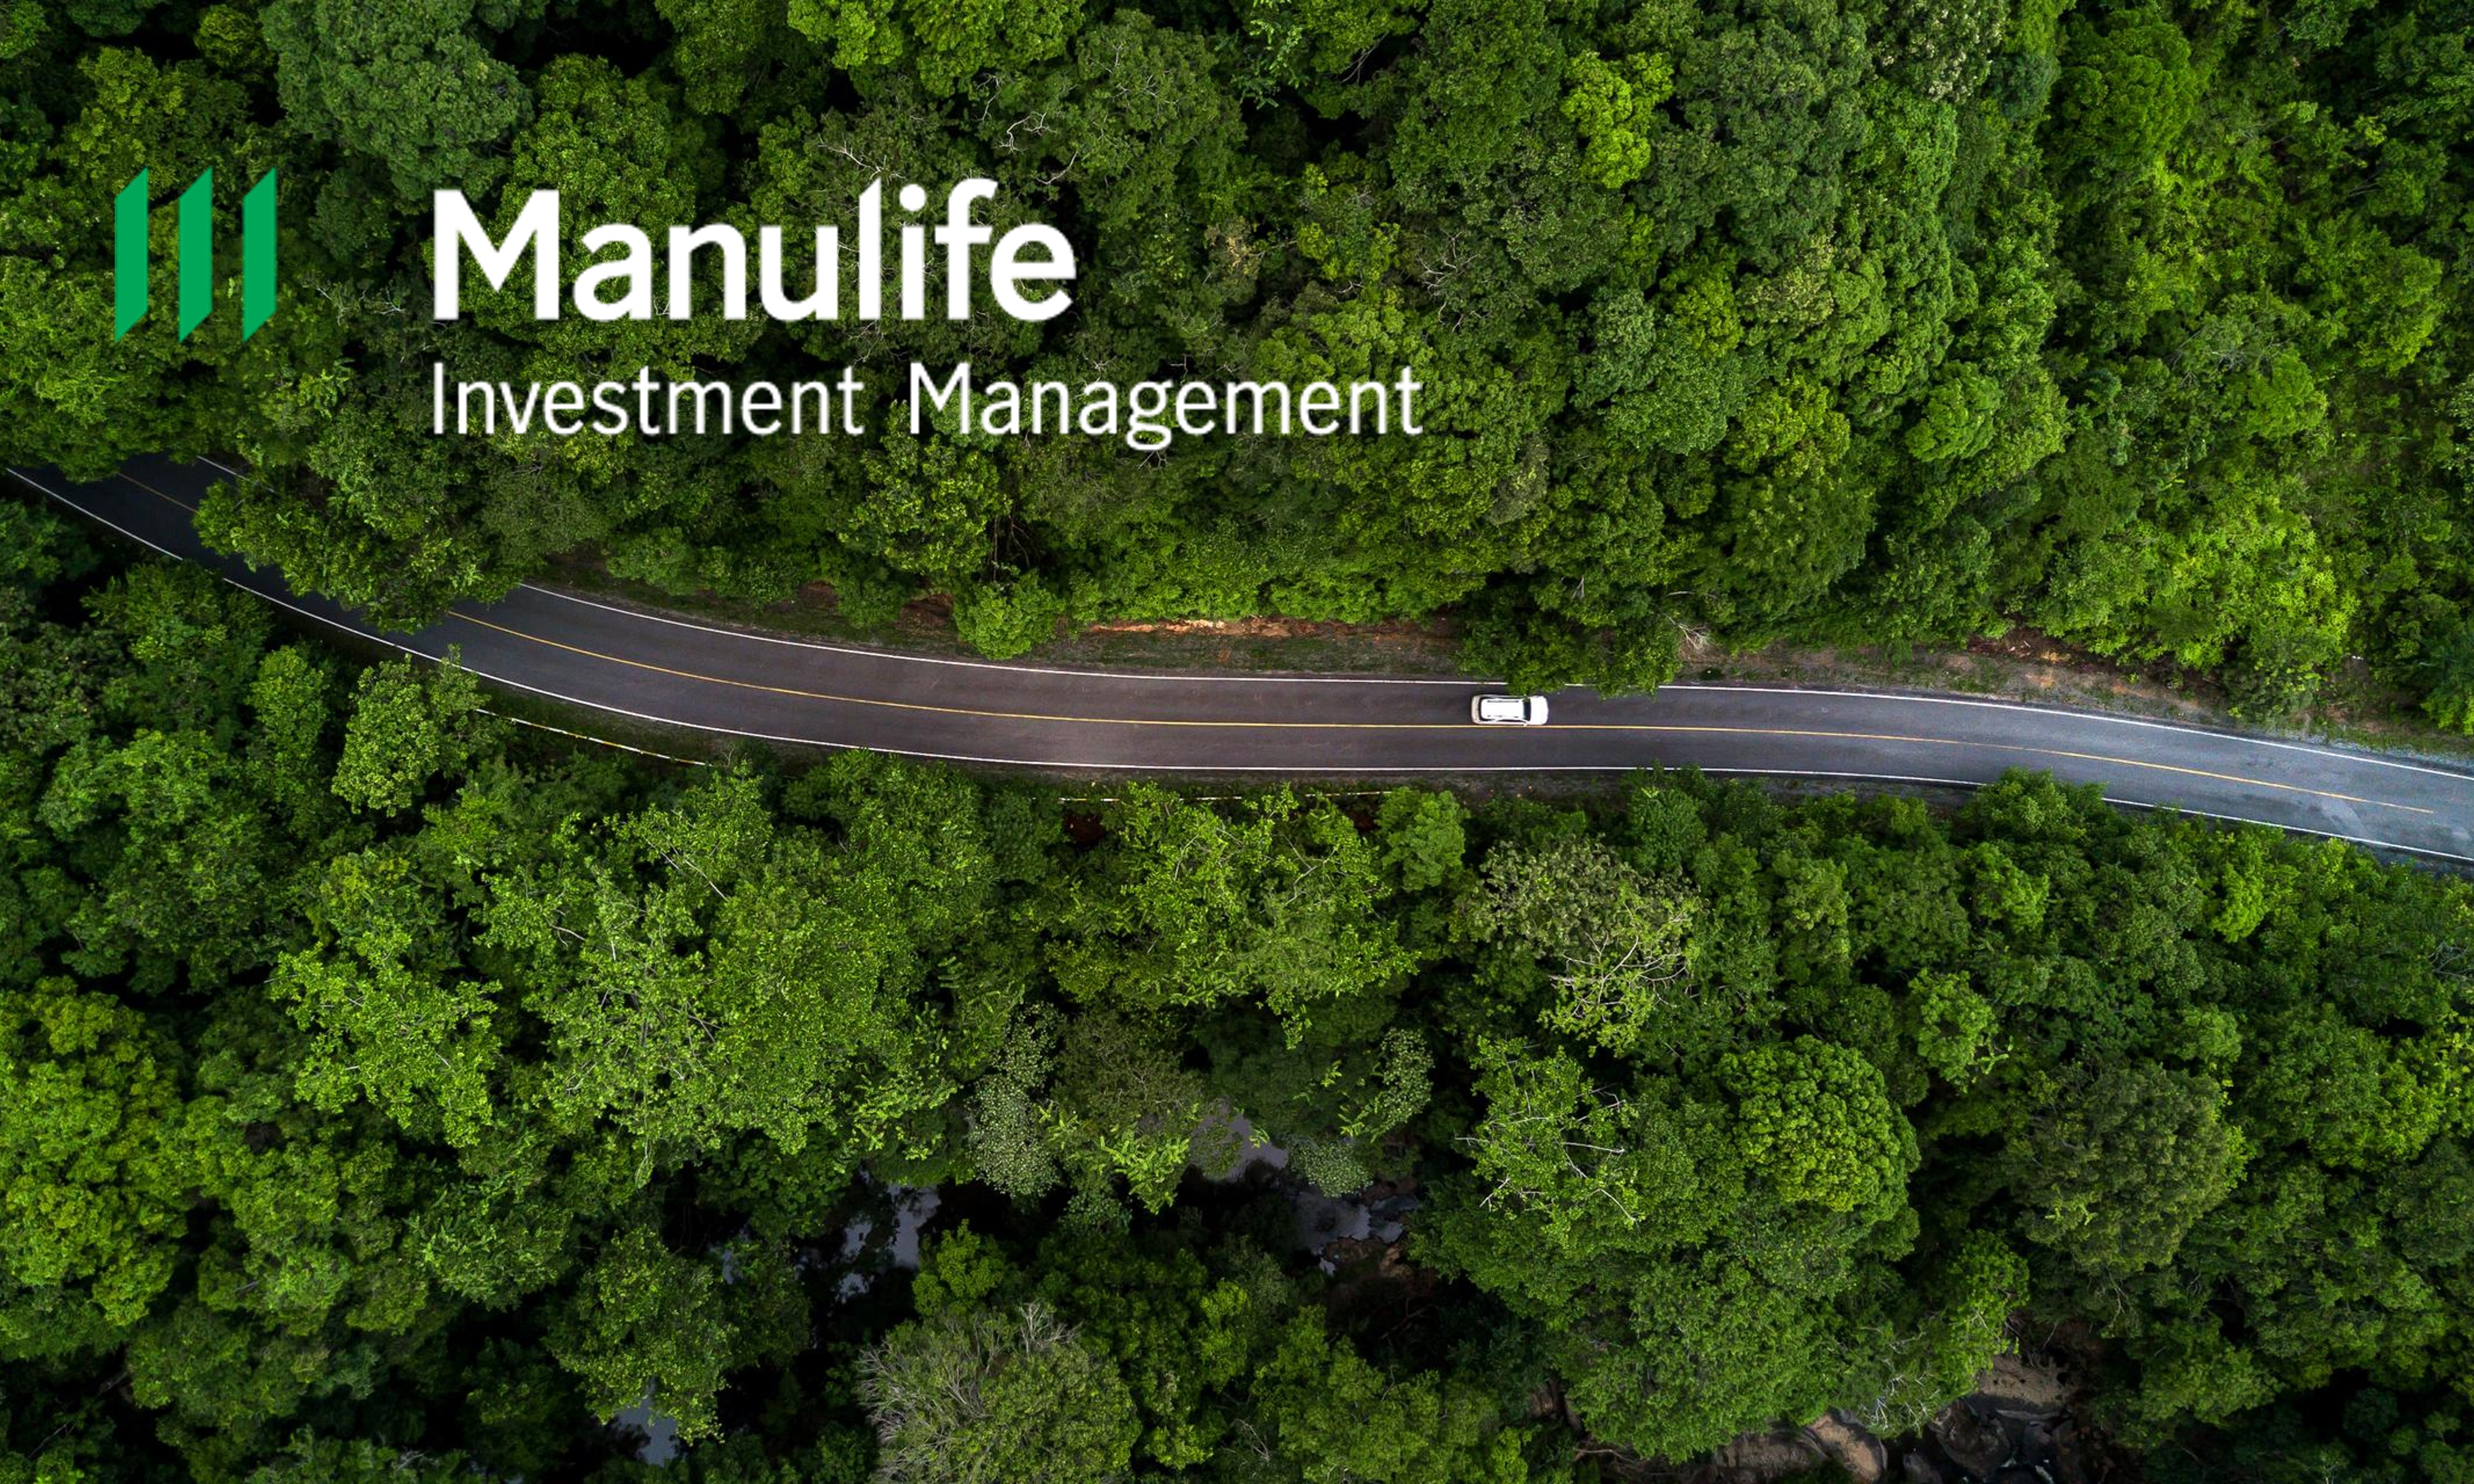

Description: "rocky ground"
1204 1130 2125 1484
1681 1354 2109 1484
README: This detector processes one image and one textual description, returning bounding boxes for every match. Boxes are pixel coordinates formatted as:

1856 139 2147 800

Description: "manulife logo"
114 168 277 342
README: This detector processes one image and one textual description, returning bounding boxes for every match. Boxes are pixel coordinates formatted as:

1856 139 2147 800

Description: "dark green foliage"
9 0 2474 719
4 523 2472 1477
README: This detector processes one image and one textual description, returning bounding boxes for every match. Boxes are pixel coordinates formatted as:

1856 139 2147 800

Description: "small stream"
615 1115 1410 1465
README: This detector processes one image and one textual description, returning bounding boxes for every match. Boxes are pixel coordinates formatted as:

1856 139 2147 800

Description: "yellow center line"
440 611 2429 815
118 469 201 514
107 470 2428 818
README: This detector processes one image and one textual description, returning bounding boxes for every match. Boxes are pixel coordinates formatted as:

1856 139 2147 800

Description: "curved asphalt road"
13 456 2474 863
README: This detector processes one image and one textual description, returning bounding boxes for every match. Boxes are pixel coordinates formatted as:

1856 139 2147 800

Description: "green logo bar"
113 171 148 338
243 169 277 339
177 170 213 340
112 167 278 342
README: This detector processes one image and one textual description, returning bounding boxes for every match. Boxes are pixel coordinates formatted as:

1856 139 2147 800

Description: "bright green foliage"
1724 1036 1917 1216
258 0 530 201
1561 51 1672 190
273 846 503 1146
332 657 486 816
245 646 336 833
549 1225 745 1444
912 1224 1015 1320
0 981 197 1356
84 500 2474 1481
787 0 1081 94
482 766 963 1178
859 1302 1140 1483
654 0 804 115
1019 1225 1289 1468
11 414 2474 1480
1375 787 1468 894
2409 605 2474 733
1049 785 1414 1040
1907 970 2000 1087
1868 1232 2029 1435
964 1009 1067 1202
1473 835 1702 1055
897 1222 1546 1479
1425 1033 1918 1458
1253 1309 1533 1482
2015 1063 2245 1276
1906 368 2003 464
2050 6 2201 178
9 0 2474 730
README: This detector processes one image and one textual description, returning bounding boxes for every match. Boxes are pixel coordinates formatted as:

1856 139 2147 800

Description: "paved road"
15 456 2474 862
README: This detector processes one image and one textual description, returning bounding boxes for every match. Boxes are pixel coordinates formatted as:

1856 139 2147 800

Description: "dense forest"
6 0 2474 716
7 497 2474 1480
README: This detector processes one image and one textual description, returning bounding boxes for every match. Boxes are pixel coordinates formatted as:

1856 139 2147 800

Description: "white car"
1470 693 1550 726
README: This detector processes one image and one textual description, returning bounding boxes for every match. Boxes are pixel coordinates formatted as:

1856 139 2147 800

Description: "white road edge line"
511 583 1490 686
177 455 1488 685
516 574 2474 779
1660 684 2474 780
22 468 2473 864
110 463 2474 775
